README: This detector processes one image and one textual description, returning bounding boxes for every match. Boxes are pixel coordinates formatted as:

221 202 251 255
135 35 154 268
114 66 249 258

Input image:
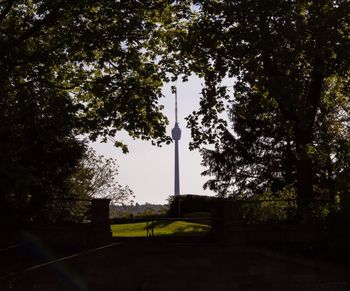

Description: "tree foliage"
0 0 171 223
0 0 170 146
2 0 349 223
67 148 135 206
166 0 350 213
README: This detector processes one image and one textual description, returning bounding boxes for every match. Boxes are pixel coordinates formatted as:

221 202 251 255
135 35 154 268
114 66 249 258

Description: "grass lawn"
110 220 211 237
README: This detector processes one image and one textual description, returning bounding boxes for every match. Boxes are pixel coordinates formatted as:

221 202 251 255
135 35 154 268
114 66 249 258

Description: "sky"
91 76 218 205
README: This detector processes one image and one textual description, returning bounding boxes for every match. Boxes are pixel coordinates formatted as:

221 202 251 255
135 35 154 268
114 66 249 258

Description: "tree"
0 86 86 223
60 148 135 222
200 76 350 203
167 0 350 214
67 148 135 205
200 90 295 199
0 0 170 147
0 1 171 223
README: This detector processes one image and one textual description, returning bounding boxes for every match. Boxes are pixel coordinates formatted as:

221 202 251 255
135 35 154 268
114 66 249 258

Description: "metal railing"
238 199 338 224
110 217 212 238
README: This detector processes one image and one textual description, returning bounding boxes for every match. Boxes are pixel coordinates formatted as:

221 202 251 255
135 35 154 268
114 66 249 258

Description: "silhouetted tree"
166 1 350 214
201 76 350 203
0 1 171 224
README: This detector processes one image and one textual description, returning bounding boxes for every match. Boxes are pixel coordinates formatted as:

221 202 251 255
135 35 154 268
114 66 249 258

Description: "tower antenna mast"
175 87 178 124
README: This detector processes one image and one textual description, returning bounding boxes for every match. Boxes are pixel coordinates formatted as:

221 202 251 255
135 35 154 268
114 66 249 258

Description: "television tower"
171 87 181 196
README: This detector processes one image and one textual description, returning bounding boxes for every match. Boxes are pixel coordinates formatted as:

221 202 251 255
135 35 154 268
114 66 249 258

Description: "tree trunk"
294 128 314 218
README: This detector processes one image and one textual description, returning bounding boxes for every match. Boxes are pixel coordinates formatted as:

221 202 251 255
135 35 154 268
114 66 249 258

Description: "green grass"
110 220 211 237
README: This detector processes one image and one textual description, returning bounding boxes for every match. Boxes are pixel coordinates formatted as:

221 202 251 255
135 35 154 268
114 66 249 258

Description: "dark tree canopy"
1 0 349 223
166 0 350 212
0 0 171 223
0 0 170 144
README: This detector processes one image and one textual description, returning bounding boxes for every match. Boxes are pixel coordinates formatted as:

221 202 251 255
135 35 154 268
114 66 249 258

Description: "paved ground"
1 239 349 291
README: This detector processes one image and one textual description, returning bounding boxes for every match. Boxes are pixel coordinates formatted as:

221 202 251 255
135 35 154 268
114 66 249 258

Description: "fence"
109 199 339 238
110 217 212 238
238 199 338 224
0 198 112 248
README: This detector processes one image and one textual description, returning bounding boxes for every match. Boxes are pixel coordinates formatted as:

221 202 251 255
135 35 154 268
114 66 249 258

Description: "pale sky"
91 76 218 205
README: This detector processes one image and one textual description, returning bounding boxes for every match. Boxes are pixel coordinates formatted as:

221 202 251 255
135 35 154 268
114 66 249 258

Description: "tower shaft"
174 139 180 196
171 86 181 196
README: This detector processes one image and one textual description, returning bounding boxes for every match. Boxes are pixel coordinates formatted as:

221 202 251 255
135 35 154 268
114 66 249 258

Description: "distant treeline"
110 203 168 218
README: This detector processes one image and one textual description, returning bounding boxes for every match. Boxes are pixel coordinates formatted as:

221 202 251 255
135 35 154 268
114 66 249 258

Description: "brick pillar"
91 198 110 225
222 200 245 243
90 199 111 245
223 201 243 229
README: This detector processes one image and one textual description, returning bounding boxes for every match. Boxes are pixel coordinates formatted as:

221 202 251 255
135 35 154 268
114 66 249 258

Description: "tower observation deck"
171 88 181 196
